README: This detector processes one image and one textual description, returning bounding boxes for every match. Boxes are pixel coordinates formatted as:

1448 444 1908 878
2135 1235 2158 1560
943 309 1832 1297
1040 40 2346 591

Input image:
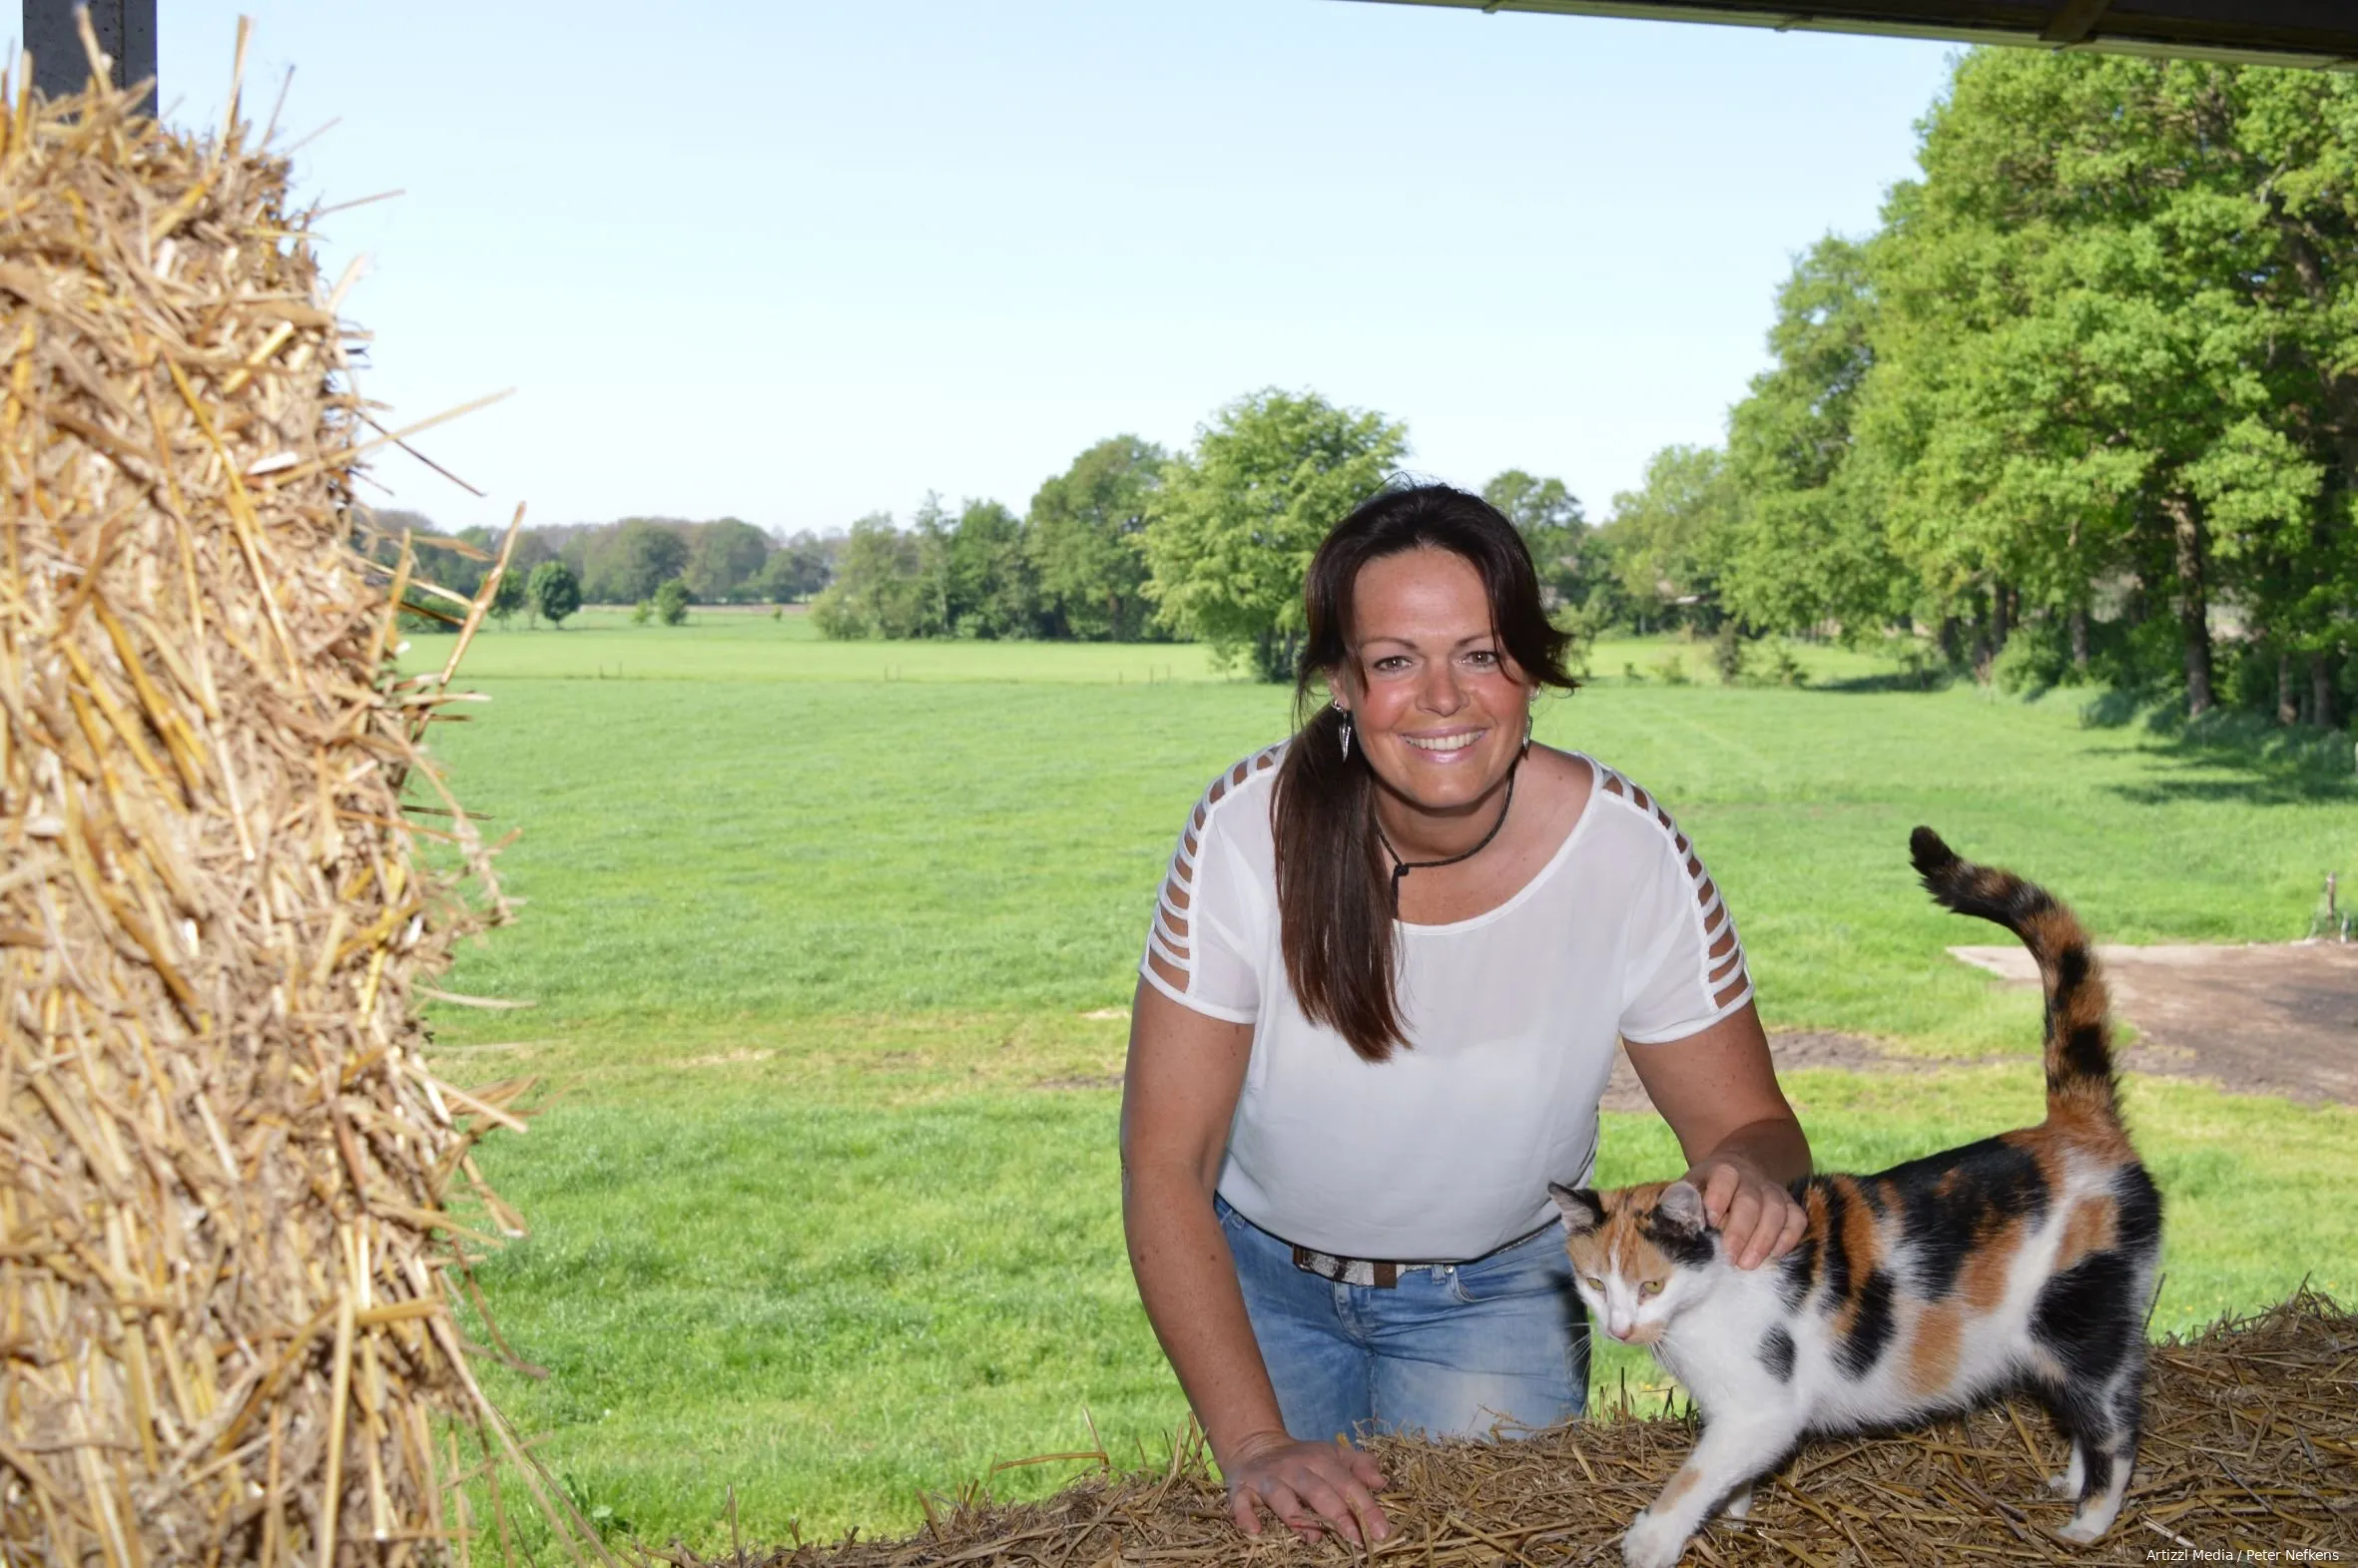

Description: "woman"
1119 483 1811 1548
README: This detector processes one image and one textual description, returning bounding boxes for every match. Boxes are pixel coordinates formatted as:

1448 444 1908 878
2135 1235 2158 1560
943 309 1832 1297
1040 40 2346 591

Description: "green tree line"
1607 48 2358 729
808 391 1620 679
369 511 844 628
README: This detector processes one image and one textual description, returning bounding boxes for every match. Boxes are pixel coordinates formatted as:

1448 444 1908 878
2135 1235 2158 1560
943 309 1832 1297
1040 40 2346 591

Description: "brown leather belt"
1288 1221 1557 1291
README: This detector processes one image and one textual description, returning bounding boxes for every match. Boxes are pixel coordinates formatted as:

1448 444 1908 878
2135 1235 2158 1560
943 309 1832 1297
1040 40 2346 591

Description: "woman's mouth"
1403 730 1483 755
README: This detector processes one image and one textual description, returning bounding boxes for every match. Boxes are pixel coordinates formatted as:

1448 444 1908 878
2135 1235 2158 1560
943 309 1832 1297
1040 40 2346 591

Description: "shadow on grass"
2081 690 2358 806
1806 667 1959 695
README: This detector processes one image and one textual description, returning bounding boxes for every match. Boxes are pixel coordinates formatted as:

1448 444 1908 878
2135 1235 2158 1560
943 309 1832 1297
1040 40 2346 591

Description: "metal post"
23 1 156 106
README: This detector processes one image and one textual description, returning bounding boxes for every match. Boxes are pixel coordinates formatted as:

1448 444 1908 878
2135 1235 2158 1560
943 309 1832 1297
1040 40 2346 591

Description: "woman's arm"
1624 1000 1811 1270
1119 978 1390 1546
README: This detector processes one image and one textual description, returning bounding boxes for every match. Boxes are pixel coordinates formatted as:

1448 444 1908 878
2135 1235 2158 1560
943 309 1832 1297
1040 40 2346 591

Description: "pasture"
410 614 2358 1551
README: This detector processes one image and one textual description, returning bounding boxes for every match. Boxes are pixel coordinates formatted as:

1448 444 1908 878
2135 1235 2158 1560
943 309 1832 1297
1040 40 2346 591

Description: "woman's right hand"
1220 1429 1391 1546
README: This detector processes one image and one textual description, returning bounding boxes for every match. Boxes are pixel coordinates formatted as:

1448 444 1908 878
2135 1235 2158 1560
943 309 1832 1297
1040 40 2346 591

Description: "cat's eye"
1638 1281 1664 1299
1582 1277 1604 1293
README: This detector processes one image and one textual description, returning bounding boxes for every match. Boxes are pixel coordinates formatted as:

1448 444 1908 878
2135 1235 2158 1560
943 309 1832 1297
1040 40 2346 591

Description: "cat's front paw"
1622 1509 1692 1568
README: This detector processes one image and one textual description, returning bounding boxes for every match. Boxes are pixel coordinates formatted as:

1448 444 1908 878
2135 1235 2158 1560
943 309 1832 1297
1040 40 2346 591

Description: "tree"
1480 470 1587 605
1716 237 1910 638
489 557 528 624
1028 436 1166 640
583 519 692 604
1598 445 1739 631
654 577 692 626
686 518 771 603
527 560 581 628
928 497 1039 639
759 530 837 602
1143 389 1410 679
811 513 924 638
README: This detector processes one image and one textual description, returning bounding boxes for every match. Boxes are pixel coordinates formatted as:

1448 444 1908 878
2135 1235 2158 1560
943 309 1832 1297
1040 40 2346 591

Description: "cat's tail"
1909 826 2119 1123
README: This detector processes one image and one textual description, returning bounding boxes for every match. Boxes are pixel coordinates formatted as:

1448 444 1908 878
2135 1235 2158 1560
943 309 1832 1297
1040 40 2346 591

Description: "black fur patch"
1818 1181 1853 1311
2032 1252 2140 1382
1880 1136 2050 1299
1761 1324 1796 1383
2058 1019 2111 1089
2112 1167 2163 1256
1642 1211 1717 1270
2078 1446 2115 1505
1775 1230 1819 1310
1837 1268 1898 1377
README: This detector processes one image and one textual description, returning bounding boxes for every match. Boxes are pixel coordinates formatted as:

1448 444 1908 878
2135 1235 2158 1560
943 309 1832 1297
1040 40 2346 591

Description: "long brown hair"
1274 483 1577 1062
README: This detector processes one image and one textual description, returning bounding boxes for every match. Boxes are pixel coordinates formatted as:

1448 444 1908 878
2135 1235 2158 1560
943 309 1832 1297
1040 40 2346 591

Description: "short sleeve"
1139 752 1278 1024
1608 778 1754 1045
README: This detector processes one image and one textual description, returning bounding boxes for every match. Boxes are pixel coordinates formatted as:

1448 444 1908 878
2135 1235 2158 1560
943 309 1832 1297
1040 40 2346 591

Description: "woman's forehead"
1351 549 1491 638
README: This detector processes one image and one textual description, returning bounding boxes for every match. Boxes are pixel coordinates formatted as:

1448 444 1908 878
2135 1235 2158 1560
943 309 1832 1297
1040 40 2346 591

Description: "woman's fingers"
1225 1440 1391 1545
1698 1162 1740 1225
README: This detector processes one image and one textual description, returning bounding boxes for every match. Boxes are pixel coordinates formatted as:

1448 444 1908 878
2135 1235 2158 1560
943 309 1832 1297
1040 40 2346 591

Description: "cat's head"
1546 1180 1721 1343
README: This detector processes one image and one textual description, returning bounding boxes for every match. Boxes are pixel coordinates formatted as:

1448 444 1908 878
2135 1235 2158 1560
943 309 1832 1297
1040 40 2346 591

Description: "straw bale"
730 1290 2355 1567
0 25 586 1566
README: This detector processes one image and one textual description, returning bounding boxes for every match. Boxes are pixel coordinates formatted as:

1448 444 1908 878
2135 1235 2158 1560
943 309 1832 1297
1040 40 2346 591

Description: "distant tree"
759 529 837 602
528 560 582 628
931 497 1038 639
489 557 529 624
1144 389 1410 679
654 577 693 626
1599 445 1739 631
583 519 692 603
811 513 924 638
1715 236 1904 639
1028 435 1165 640
1480 470 1587 604
686 518 772 602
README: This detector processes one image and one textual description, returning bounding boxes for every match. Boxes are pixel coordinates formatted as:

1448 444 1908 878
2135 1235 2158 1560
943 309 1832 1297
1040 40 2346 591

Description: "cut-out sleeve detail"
1598 765 1755 1044
1139 746 1279 1025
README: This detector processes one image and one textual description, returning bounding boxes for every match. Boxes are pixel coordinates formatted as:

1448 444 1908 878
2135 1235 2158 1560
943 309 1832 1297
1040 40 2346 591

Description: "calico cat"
1550 828 2161 1568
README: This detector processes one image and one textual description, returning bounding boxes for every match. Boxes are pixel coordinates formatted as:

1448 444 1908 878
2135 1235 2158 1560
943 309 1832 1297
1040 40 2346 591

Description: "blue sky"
152 2 1956 537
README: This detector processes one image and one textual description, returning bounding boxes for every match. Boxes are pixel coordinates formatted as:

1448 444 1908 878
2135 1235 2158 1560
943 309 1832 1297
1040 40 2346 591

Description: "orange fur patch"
1831 1177 1885 1334
1659 1468 1699 1504
1959 1219 2023 1311
1907 1303 1965 1399
2056 1194 2118 1273
1563 1186 1679 1290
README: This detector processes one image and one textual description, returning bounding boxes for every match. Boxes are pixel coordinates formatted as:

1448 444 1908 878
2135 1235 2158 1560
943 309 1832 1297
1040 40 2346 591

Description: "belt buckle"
1292 1244 1403 1290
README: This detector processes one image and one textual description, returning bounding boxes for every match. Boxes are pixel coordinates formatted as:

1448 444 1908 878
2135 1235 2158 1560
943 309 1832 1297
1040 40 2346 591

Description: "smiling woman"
1118 483 1815 1551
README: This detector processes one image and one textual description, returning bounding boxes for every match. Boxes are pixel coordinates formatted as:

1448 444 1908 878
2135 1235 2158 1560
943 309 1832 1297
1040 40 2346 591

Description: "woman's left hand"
1684 1155 1806 1270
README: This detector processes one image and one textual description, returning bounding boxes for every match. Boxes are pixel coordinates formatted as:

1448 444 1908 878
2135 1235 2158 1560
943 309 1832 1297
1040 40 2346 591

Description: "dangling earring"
1522 711 1534 753
1335 702 1353 761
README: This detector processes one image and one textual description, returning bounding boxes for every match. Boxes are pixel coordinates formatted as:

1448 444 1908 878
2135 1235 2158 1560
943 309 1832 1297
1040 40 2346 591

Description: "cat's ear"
1548 1183 1606 1236
1654 1181 1708 1237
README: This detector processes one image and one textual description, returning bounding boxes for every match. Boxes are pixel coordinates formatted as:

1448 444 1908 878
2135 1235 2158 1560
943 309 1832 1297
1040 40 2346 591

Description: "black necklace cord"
1374 756 1519 910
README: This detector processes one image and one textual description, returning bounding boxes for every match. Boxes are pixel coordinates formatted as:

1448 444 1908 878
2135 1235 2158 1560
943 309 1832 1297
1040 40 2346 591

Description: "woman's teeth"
1404 732 1480 753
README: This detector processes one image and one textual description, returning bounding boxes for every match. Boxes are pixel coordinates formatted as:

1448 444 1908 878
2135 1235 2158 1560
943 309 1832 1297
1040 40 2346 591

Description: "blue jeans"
1217 1196 1588 1442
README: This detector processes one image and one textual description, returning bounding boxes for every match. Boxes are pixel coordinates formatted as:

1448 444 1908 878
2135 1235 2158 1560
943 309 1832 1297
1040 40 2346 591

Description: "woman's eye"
1638 1281 1663 1299
1463 650 1498 667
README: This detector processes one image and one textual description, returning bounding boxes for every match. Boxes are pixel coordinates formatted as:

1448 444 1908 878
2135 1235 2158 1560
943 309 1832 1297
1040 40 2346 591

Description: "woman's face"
1333 547 1531 812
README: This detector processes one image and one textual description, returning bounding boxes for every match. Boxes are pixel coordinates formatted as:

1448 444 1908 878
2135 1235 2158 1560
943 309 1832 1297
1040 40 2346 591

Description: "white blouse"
1141 745 1752 1262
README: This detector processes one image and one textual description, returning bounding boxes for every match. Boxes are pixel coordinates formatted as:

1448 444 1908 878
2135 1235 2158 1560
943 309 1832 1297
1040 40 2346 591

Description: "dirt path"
1601 942 2358 1112
1948 941 2358 1106
1600 1032 1960 1114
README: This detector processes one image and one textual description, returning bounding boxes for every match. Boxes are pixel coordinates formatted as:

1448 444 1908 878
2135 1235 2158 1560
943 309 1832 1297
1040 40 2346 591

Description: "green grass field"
409 618 2358 1552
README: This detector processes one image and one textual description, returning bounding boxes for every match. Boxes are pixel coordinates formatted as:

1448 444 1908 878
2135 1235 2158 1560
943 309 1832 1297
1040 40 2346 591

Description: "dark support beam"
24 0 156 107
2041 0 2112 47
